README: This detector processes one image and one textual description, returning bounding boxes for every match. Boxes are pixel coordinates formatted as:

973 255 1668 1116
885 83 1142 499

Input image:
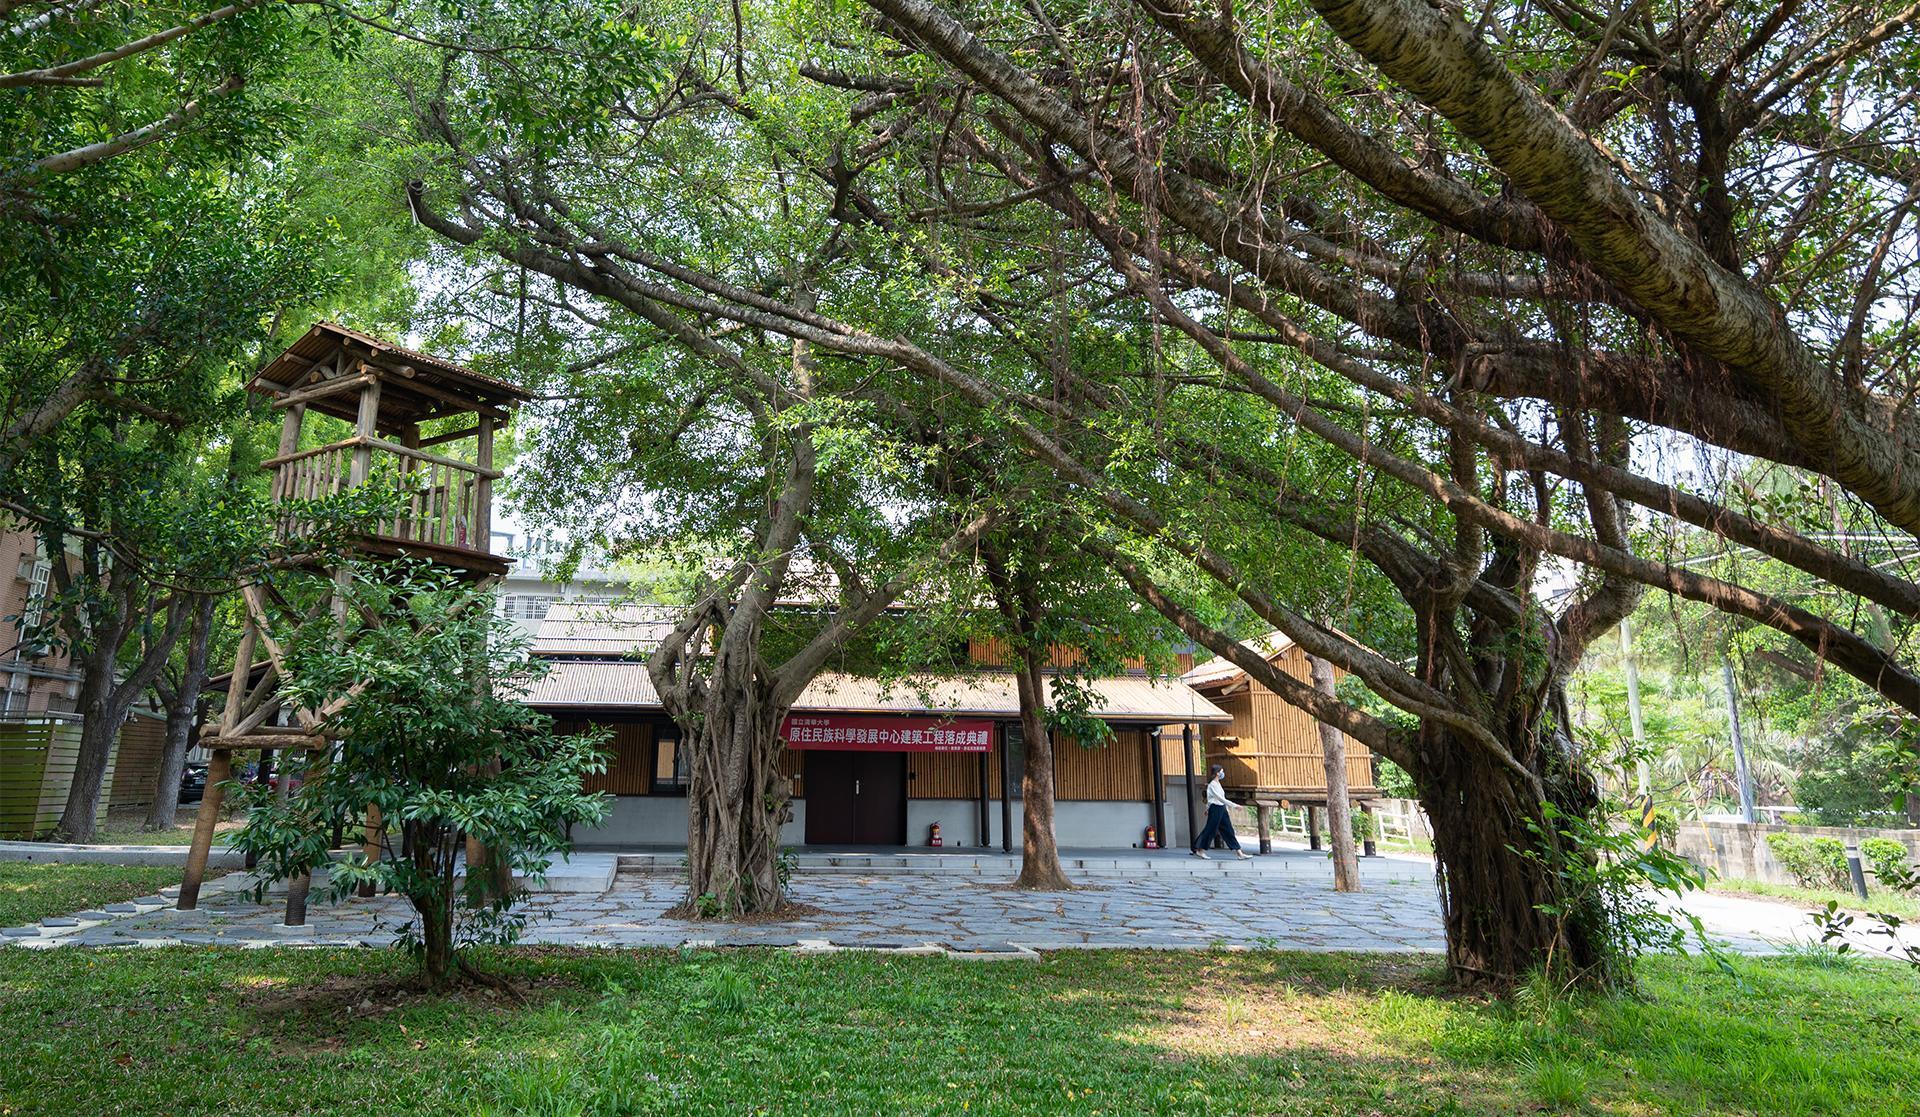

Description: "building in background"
487 524 632 640
0 522 169 835
523 603 1234 850
0 523 78 715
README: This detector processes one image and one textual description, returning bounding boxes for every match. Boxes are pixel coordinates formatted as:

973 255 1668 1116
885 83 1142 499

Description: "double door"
804 751 906 845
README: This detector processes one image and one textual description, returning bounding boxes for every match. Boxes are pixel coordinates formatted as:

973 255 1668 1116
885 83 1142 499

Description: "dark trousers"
1193 804 1241 851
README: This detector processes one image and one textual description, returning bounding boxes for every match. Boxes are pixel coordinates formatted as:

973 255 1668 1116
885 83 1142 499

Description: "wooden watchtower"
177 322 531 918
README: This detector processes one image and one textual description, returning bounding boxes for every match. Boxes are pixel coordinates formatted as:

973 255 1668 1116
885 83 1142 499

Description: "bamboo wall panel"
0 721 88 838
581 722 653 797
106 716 168 810
908 750 983 799
1054 728 1152 801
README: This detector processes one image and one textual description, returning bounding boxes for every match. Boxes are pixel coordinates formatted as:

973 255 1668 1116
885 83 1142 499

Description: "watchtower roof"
247 321 532 431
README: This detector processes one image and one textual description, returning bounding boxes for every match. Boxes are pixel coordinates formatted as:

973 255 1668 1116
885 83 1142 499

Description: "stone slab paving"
6 851 1915 958
27 869 1448 953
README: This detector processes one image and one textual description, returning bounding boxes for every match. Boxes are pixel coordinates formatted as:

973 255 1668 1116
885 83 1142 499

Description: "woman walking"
1192 765 1252 859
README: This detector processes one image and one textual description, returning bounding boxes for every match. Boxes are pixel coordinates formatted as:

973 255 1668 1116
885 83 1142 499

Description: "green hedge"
1859 838 1913 885
1765 833 1848 889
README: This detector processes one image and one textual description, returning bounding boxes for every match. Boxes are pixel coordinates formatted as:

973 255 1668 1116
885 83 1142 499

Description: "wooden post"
976 750 990 847
998 722 1012 854
281 749 311 926
474 415 494 549
349 376 381 485
1148 727 1166 850
358 802 383 898
1181 723 1199 850
177 748 231 910
1307 805 1323 851
1256 803 1273 854
283 869 312 927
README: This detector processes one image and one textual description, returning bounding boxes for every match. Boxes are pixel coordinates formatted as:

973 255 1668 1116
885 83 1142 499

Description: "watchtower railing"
265 436 500 552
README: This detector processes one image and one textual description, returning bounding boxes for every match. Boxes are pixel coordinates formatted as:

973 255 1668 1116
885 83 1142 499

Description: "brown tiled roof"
523 660 1231 723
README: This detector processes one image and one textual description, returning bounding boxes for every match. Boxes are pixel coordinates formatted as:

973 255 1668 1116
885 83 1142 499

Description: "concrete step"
613 851 1433 881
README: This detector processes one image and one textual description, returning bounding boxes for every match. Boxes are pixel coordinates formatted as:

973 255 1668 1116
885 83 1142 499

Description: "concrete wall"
580 795 811 847
1675 820 1920 886
907 797 1170 850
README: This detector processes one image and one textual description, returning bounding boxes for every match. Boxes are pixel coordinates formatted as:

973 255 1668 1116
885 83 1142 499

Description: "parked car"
177 763 208 802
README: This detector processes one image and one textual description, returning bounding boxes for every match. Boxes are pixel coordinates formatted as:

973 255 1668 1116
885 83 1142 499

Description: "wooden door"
805 751 858 844
852 752 906 845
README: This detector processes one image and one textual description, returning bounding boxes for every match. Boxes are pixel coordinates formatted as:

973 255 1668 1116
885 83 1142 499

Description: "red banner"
781 714 993 752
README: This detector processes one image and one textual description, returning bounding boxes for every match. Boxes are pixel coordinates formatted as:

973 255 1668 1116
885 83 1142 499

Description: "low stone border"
0 871 257 948
0 840 250 868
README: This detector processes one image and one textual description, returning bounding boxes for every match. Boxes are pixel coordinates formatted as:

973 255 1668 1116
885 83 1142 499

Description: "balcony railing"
264 436 501 554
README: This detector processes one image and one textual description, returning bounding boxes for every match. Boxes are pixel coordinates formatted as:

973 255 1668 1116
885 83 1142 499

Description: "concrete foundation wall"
581 793 1173 850
585 795 812 847
1675 820 1920 886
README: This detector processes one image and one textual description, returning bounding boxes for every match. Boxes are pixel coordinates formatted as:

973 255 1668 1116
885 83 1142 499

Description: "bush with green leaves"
228 560 611 988
1766 834 1848 890
1860 839 1914 885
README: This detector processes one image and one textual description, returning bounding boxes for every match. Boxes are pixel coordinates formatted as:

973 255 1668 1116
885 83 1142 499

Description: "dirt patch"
240 969 576 1052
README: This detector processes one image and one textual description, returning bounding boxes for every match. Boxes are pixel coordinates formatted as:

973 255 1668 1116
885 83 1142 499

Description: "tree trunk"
54 645 120 842
1011 651 1071 889
1308 654 1360 892
681 643 790 916
1416 725 1611 987
146 594 216 830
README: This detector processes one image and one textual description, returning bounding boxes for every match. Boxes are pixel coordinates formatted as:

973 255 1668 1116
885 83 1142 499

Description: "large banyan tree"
395 0 1920 983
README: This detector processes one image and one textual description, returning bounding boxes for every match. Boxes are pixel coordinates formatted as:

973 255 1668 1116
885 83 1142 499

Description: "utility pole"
1621 619 1649 797
1722 660 1756 823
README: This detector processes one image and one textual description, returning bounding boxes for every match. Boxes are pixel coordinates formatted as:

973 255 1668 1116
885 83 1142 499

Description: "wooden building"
1179 631 1379 802
525 603 1232 849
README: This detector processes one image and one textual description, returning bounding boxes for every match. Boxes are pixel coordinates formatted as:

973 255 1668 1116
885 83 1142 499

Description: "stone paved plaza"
7 846 1916 958
25 858 1447 954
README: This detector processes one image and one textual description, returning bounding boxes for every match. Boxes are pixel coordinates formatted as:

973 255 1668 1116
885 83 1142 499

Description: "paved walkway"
6 846 1915 958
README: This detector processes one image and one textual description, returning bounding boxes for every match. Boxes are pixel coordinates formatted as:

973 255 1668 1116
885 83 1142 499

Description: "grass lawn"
0 947 1913 1116
91 806 246 847
1710 877 1920 919
0 862 194 926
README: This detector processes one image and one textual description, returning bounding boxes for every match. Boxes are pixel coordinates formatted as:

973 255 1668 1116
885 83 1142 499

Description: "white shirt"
1206 776 1229 808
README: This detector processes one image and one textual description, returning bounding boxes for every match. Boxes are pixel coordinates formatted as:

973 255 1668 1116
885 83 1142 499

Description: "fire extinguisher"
929 821 943 847
1144 825 1159 850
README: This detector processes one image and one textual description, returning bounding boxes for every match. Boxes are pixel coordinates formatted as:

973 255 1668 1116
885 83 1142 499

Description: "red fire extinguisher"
1144 825 1159 849
929 821 943 847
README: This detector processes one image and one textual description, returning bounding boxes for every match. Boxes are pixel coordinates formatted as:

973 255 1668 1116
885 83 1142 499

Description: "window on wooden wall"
652 733 689 795
1001 722 1030 799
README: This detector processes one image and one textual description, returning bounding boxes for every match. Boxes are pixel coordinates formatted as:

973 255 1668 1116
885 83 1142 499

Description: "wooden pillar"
998 723 1012 854
1181 724 1199 850
475 415 494 548
976 750 990 848
349 375 381 485
1256 803 1274 854
176 748 231 910
358 802 384 898
282 748 314 926
1307 805 1323 851
1148 727 1166 850
283 869 312 927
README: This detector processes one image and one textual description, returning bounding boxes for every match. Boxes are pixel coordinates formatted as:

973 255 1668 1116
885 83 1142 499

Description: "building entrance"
804 750 906 845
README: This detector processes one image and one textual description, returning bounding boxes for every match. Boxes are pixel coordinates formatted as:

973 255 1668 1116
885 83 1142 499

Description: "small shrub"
1765 833 1847 889
1859 837 1913 884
